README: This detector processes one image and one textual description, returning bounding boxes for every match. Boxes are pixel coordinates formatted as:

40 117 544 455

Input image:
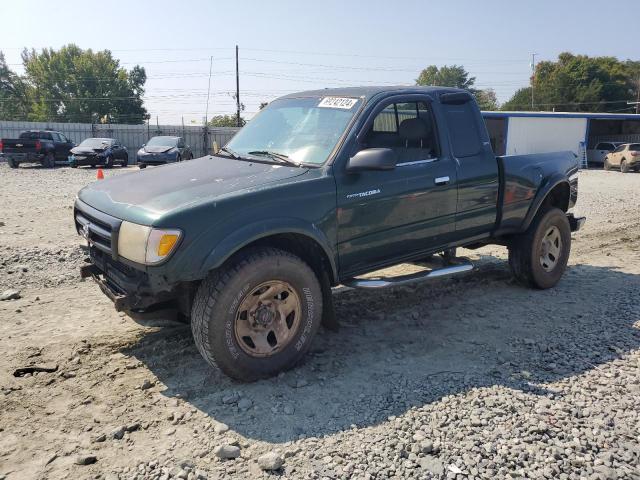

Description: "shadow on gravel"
122 260 640 443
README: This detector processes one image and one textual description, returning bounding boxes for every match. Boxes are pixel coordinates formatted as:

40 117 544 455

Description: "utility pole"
530 53 538 110
205 56 213 125
235 45 241 127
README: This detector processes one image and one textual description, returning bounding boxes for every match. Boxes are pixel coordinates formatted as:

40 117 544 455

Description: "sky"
1 0 639 124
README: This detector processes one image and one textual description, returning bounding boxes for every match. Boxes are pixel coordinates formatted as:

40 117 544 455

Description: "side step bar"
343 261 473 289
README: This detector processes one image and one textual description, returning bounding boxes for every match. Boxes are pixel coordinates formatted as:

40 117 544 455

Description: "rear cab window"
442 102 482 158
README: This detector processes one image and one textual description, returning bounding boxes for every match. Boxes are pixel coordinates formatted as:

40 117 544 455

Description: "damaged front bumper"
79 247 178 312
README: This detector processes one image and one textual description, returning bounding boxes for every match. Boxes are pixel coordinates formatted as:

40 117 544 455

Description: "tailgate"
2 139 38 154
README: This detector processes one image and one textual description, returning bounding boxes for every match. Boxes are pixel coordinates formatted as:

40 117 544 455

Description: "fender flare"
198 217 338 282
521 174 570 232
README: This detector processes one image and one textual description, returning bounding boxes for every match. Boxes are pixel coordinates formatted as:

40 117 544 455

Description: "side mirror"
346 148 397 173
141 144 146 147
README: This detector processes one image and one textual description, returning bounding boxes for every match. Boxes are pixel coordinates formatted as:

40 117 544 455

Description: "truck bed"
496 151 578 234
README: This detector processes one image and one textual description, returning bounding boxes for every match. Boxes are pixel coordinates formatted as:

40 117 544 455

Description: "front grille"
74 201 121 258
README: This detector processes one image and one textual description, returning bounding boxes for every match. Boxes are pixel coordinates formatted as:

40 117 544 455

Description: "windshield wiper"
247 150 301 167
217 146 241 159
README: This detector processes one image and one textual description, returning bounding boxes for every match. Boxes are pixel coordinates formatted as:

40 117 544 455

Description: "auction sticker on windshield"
318 97 358 109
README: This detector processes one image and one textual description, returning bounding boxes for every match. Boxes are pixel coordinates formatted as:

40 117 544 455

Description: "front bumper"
137 154 173 165
74 199 179 311
80 247 177 311
70 154 104 165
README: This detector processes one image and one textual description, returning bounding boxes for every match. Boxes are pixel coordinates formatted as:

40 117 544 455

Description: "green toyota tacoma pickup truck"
74 86 584 381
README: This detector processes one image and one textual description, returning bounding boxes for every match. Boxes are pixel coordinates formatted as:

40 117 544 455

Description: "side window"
396 102 418 126
51 132 61 142
42 132 53 141
372 104 397 133
442 102 482 158
59 133 69 143
612 145 625 153
365 101 439 162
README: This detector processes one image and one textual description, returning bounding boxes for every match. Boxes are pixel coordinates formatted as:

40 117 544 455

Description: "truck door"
334 96 458 277
440 96 500 238
52 132 72 160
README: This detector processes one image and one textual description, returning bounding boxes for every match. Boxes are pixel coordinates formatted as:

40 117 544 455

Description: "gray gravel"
0 164 639 479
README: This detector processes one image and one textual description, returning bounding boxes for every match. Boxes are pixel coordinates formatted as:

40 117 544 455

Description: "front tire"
508 207 571 289
191 247 323 381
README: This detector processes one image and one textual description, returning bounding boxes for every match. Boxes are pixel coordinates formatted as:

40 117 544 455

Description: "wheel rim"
539 225 562 272
234 280 302 358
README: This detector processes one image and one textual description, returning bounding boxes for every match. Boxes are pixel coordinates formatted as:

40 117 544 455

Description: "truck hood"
71 146 106 155
77 155 308 224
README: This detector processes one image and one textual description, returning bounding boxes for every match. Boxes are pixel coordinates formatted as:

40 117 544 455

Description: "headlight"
118 221 181 265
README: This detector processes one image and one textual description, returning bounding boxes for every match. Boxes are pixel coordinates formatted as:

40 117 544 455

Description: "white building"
482 111 640 157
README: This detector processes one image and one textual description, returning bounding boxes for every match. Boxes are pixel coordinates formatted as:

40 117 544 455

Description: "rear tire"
138 163 147 169
508 207 571 289
7 157 18 169
621 159 630 173
104 155 114 169
191 247 323 381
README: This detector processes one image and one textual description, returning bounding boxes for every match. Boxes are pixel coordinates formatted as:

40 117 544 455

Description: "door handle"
434 176 450 186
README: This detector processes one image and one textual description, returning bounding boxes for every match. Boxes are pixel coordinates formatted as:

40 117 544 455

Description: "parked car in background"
0 130 75 168
587 141 624 167
69 138 128 168
604 143 640 172
136 136 192 168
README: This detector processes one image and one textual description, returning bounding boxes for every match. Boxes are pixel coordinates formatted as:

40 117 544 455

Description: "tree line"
0 45 148 124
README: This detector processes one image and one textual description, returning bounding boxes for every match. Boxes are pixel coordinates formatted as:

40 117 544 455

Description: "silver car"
587 141 624 166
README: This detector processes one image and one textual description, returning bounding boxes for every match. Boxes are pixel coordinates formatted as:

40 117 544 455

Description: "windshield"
79 138 112 148
147 136 178 147
225 96 362 165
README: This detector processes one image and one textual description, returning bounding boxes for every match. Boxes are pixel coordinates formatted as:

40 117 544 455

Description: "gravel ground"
0 163 639 480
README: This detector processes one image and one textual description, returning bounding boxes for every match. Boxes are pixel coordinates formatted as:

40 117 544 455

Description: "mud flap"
320 270 338 332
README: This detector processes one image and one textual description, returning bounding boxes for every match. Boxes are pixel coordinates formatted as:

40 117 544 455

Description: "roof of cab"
278 85 465 102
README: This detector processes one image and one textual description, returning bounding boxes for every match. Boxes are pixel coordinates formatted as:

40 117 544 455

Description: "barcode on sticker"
318 97 358 109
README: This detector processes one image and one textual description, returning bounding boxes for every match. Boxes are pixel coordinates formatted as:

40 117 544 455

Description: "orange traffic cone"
96 168 104 180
